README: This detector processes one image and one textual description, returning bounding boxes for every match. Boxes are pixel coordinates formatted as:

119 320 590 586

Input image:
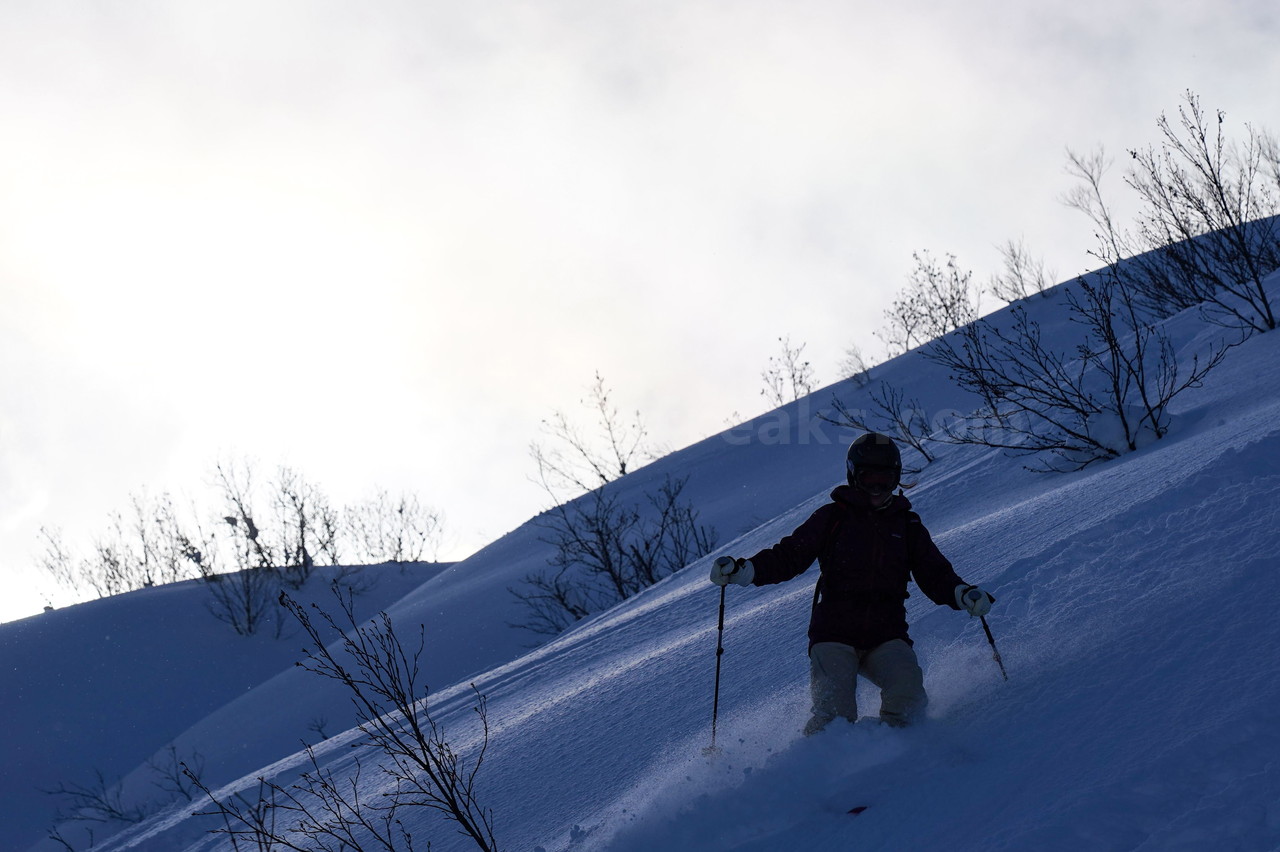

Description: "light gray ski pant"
805 639 926 734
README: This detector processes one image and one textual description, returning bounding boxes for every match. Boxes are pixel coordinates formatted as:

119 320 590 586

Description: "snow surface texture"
5 272 1280 851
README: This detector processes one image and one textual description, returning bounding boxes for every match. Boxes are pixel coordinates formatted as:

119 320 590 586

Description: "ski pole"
980 615 1008 681
706 583 727 755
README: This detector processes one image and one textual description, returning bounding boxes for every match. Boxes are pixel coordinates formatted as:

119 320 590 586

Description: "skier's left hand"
955 584 993 617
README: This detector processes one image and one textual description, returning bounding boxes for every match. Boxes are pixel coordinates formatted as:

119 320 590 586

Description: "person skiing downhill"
710 432 994 734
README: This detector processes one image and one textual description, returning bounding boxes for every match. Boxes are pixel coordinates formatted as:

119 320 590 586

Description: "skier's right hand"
710 556 754 587
955 584 994 617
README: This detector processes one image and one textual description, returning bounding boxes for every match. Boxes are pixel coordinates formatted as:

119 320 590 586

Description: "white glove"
955 584 993 617
710 556 754 587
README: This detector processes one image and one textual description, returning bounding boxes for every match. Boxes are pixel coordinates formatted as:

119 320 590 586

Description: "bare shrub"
188 749 420 852
346 489 445 564
37 527 92 599
186 588 500 851
307 716 333 741
821 382 936 470
148 745 205 803
532 372 650 497
34 459 444 637
512 375 716 635
37 493 212 600
203 563 283 638
285 589 498 850
214 460 341 589
43 769 154 828
761 335 817 407
1127 92 1279 331
1066 91 1279 333
925 271 1229 470
515 475 717 636
206 459 288 636
879 251 979 357
270 466 341 588
45 747 210 850
836 343 872 388
989 238 1054 303
214 459 276 572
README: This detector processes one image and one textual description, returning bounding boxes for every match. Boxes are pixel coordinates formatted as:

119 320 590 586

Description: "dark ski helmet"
846 432 902 497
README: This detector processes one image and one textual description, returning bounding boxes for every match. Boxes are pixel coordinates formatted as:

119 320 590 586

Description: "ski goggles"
849 462 899 494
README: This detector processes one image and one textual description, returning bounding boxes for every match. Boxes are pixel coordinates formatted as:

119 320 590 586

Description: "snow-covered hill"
0 564 446 852
5 269 1280 852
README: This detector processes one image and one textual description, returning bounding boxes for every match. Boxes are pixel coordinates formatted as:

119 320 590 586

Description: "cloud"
3 0 1280 619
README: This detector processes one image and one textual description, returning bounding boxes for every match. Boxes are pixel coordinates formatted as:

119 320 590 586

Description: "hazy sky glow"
2 0 1278 621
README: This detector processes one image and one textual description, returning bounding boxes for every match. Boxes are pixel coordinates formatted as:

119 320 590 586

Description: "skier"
710 432 993 734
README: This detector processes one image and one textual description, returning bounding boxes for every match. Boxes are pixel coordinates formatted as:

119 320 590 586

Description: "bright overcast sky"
2 0 1277 621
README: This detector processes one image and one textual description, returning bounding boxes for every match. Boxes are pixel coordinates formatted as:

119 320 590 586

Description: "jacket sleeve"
747 504 836 586
907 514 965 608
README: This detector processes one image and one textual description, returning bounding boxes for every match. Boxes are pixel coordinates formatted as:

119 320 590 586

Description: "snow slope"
7 271 1280 851
0 564 445 852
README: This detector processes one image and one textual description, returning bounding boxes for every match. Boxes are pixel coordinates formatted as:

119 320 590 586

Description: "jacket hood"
831 483 912 514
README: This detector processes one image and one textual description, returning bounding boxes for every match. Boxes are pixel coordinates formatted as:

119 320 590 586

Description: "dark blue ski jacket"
747 485 966 651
